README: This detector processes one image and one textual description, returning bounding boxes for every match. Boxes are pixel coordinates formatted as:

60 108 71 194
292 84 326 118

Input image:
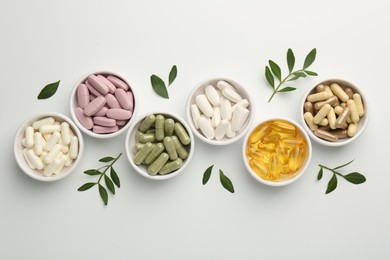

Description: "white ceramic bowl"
300 79 369 146
242 117 312 187
70 71 137 139
186 78 254 145
14 112 84 182
125 111 195 180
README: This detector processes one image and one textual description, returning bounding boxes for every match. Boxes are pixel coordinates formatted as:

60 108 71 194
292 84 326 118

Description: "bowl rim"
14 112 84 182
125 111 195 180
70 70 138 139
300 78 370 147
242 116 312 187
186 77 255 146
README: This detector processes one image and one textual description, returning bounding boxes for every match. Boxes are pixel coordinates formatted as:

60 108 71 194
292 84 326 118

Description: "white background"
1 0 389 259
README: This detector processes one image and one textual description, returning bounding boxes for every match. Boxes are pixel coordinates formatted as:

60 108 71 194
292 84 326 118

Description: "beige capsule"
345 87 354 99
307 91 330 103
314 96 339 110
334 106 343 116
347 100 359 123
331 129 348 139
304 112 318 131
314 128 338 142
319 118 329 126
353 93 364 117
335 107 350 128
348 123 357 137
330 83 349 102
313 104 331 125
304 102 314 114
327 107 337 130
324 85 334 97
316 84 325 92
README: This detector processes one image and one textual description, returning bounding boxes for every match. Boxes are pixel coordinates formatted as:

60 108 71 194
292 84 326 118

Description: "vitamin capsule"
164 118 175 136
269 153 280 179
105 93 121 108
26 149 44 170
275 144 288 164
340 102 346 108
319 118 328 126
44 144 62 164
25 126 34 148
163 136 178 160
335 107 351 128
289 146 305 172
258 142 276 152
44 154 67 177
171 136 188 159
324 85 334 97
271 120 296 135
148 153 170 175
307 91 330 102
88 74 109 95
77 84 90 109
97 75 116 94
106 108 132 120
314 128 338 142
304 112 318 131
230 106 245 132
347 123 357 137
133 142 154 165
106 75 129 90
86 80 102 97
327 107 337 130
44 132 61 152
214 119 229 140
249 123 271 143
316 84 325 92
69 136 79 160
93 116 116 127
126 91 134 111
262 133 281 144
64 155 73 167
32 117 55 130
247 148 270 164
198 116 214 139
211 107 221 128
75 107 94 129
116 120 127 126
222 88 242 103
280 138 303 148
190 104 201 129
232 99 249 110
144 143 165 165
39 124 61 134
23 148 36 169
334 106 343 116
353 93 364 117
139 133 156 143
331 129 348 139
159 158 183 175
174 122 191 145
216 80 235 92
345 87 354 99
226 123 236 138
195 94 213 117
135 143 144 151
220 98 232 121
248 159 269 179
139 114 155 132
93 125 119 134
314 96 339 110
330 83 349 102
313 104 331 125
53 154 67 175
347 99 359 123
60 122 71 145
114 88 132 110
84 96 107 116
33 132 43 156
205 85 220 106
155 115 165 141
304 102 314 114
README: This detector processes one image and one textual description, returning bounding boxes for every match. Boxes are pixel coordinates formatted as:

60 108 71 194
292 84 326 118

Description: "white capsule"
232 99 249 111
23 148 36 169
25 126 34 148
39 151 48 163
26 149 44 170
43 134 52 142
197 115 215 139
22 138 28 148
54 154 68 175
222 88 242 103
195 94 214 117
216 80 235 92
32 117 55 129
69 136 79 159
231 107 249 132
44 154 66 177
33 132 43 155
220 98 232 121
62 145 69 154
214 119 229 140
64 154 73 167
39 124 61 134
190 104 201 129
44 132 61 152
204 85 220 106
226 123 236 138
44 144 62 164
211 107 221 128
61 122 71 145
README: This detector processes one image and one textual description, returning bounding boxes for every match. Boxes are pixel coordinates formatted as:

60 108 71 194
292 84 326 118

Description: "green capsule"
144 143 164 165
135 131 143 143
139 114 155 132
139 133 156 143
155 115 165 141
146 129 156 134
171 136 188 160
164 118 175 136
163 136 178 160
135 143 144 152
133 142 154 165
174 122 191 145
148 152 169 175
159 158 183 175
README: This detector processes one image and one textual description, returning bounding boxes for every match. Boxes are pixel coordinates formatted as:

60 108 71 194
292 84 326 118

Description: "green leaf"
168 65 177 86
303 48 317 69
278 87 296 92
78 182 96 191
326 174 338 194
202 165 214 185
265 66 275 89
99 184 108 205
334 159 355 170
105 175 115 194
83 169 101 176
99 157 114 163
268 60 282 81
343 172 366 184
317 167 323 180
304 70 318 76
287 71 307 81
219 169 235 193
37 80 60 99
151 75 169 99
287 48 295 73
110 167 120 188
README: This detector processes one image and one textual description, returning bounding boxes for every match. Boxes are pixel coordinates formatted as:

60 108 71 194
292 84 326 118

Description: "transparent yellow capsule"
249 159 269 180
275 143 289 164
288 146 306 172
280 138 303 148
269 153 281 180
246 148 270 165
262 133 281 144
271 120 297 135
248 123 271 144
258 142 275 152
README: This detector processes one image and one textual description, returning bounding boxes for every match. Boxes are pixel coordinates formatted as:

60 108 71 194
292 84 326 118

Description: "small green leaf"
37 80 60 99
110 167 120 188
278 87 296 92
99 157 114 163
265 66 275 89
326 174 338 194
317 167 323 180
168 65 177 86
83 169 101 176
303 48 317 69
287 48 295 73
78 182 96 191
268 60 282 81
105 175 115 194
343 172 366 184
304 70 318 76
202 165 214 185
219 169 235 193
151 75 169 99
287 71 307 81
99 184 108 205
334 159 354 170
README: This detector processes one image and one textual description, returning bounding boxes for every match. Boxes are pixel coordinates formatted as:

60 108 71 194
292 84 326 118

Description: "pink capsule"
93 125 119 134
126 91 134 111
97 75 116 94
84 96 106 116
106 108 132 120
88 74 109 95
116 120 127 126
86 80 102 97
93 116 117 127
75 107 93 129
77 84 90 109
105 93 121 109
93 106 108 117
115 89 132 110
107 75 129 90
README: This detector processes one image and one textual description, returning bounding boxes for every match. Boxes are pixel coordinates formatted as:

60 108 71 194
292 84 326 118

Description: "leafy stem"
267 68 307 102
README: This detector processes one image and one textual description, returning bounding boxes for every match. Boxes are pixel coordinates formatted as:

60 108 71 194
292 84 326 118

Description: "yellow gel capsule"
269 153 281 180
280 138 303 148
275 144 289 164
288 146 306 172
249 123 271 143
248 159 269 179
271 120 296 135
247 148 270 165
258 142 275 152
262 133 281 144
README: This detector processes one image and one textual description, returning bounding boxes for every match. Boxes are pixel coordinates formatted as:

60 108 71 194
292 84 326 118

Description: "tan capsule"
330 83 349 102
316 84 325 92
313 104 331 125
319 125 331 131
347 100 359 123
331 129 348 139
334 106 343 116
348 123 357 137
314 129 338 142
332 101 340 108
340 102 346 108
327 107 337 130
353 93 364 117
307 91 330 103
346 115 352 124
324 85 334 97
345 87 354 99
304 102 314 114
319 118 328 126
304 112 318 131
314 96 339 110
335 107 350 128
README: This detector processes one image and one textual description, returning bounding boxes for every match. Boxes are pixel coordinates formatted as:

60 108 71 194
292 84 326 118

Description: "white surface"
1 0 389 259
